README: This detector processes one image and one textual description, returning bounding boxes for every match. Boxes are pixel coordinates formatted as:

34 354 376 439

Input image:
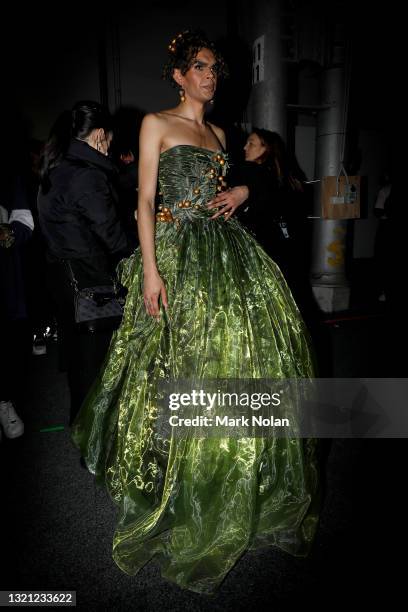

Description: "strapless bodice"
156 144 228 224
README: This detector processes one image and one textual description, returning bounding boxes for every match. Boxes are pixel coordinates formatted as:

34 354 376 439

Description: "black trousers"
65 327 112 424
46 262 114 424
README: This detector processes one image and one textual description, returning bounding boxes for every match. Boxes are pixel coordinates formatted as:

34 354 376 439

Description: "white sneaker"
0 401 24 439
32 335 47 356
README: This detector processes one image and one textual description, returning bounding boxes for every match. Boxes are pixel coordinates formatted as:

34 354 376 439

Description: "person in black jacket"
226 128 316 323
38 100 130 424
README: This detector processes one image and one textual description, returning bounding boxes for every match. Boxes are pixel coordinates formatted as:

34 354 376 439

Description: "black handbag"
65 260 126 333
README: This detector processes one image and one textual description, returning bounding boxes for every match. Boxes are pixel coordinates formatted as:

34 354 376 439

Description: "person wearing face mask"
37 100 130 424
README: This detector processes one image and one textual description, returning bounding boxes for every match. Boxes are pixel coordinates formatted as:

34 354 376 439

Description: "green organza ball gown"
71 145 320 594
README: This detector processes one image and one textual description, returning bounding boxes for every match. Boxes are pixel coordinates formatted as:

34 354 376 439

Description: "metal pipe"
310 66 350 310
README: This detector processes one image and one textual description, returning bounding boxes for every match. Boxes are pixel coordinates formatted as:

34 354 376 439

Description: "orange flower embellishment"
156 207 174 222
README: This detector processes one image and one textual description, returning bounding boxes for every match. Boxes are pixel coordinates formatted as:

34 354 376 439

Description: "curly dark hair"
162 29 228 86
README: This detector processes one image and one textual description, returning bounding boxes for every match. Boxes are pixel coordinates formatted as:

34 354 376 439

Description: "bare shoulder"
145 109 181 133
139 113 167 149
207 122 226 150
140 112 166 130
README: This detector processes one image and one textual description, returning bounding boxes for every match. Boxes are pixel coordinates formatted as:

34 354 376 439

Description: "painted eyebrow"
193 59 218 68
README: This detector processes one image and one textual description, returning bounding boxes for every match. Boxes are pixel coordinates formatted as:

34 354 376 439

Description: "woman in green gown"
72 30 320 594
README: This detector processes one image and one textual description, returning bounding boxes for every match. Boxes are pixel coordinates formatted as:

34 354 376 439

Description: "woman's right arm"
137 114 168 319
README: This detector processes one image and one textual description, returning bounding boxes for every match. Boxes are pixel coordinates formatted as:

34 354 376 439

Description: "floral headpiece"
168 30 189 54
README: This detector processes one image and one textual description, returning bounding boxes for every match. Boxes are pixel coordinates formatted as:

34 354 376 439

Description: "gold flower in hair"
168 35 179 53
168 30 189 52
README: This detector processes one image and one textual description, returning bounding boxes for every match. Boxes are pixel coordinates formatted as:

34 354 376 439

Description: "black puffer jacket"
38 138 129 287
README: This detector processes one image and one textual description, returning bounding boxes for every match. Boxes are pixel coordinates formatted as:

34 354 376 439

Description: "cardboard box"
321 175 362 219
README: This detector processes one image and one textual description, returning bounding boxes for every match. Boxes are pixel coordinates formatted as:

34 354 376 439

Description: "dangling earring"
209 98 214 105
179 88 186 102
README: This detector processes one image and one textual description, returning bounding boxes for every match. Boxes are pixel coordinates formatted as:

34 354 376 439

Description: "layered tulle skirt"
72 216 319 593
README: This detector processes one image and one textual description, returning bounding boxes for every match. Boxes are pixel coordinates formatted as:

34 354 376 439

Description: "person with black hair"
37 100 129 425
72 32 319 593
